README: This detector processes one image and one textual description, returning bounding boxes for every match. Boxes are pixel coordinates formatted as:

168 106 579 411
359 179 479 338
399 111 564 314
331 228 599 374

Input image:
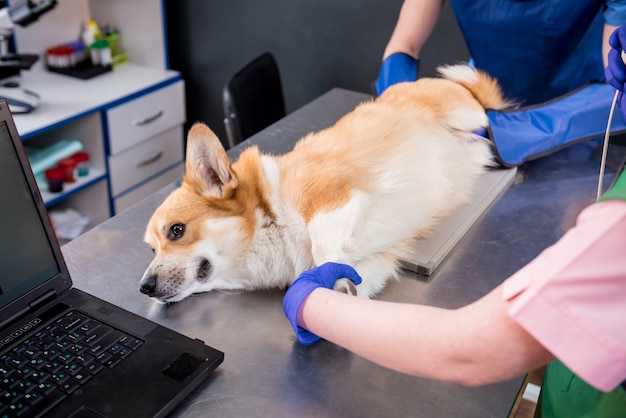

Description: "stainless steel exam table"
62 88 621 417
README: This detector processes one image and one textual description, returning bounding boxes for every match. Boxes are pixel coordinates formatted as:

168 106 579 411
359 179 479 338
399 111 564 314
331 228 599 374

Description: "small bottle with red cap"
57 157 78 183
44 167 65 193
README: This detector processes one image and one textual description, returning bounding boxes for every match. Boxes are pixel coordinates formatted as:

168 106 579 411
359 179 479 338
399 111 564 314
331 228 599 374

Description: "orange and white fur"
140 64 511 303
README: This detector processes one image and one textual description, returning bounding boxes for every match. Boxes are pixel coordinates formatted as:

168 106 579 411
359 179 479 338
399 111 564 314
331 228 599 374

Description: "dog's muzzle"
139 274 158 296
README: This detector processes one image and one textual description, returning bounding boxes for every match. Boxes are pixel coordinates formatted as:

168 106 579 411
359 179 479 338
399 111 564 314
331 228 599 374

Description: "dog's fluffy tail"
437 64 514 111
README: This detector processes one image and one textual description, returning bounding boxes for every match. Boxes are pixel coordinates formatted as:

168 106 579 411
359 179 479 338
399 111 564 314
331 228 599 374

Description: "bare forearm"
604 24 619 67
299 285 553 386
383 0 445 60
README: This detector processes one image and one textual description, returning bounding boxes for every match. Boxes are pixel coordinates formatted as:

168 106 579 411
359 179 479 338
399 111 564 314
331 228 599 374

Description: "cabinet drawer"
114 163 184 214
109 125 183 196
107 81 185 155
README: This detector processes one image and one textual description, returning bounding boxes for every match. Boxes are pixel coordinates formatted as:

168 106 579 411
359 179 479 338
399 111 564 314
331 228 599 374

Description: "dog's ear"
183 123 238 198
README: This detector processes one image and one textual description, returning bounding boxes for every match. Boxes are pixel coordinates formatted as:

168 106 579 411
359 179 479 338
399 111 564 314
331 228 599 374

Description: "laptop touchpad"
162 352 206 382
70 406 106 418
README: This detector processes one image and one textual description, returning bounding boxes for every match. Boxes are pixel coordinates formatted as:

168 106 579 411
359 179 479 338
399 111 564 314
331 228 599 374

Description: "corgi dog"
140 64 511 303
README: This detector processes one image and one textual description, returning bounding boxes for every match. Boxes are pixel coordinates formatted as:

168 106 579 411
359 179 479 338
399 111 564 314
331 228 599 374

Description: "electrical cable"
597 89 619 202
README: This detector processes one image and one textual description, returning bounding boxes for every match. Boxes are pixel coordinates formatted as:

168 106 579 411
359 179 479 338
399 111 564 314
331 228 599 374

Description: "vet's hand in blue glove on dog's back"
605 25 626 115
283 262 362 345
374 53 419 96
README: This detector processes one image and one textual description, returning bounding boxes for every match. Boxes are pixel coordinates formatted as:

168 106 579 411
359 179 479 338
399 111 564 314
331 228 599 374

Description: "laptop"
0 101 224 418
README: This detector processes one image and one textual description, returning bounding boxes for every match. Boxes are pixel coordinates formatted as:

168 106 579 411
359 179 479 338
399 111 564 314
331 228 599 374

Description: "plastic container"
65 41 87 65
44 168 65 193
90 39 111 66
57 157 78 183
72 151 90 176
46 45 74 68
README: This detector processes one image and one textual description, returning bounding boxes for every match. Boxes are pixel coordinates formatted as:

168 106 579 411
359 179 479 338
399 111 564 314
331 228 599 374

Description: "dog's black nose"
140 275 157 296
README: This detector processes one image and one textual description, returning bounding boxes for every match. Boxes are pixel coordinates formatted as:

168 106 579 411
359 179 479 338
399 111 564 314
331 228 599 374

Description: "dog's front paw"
334 278 358 296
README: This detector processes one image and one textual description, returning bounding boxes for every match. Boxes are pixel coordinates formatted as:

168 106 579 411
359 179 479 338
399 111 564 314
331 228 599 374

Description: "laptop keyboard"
0 309 144 417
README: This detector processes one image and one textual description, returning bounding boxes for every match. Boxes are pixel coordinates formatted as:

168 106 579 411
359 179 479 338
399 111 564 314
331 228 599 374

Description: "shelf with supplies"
40 167 107 206
8 0 186 238
13 64 186 228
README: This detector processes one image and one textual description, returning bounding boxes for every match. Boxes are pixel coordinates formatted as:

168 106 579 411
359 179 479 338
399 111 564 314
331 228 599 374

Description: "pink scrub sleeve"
502 200 626 392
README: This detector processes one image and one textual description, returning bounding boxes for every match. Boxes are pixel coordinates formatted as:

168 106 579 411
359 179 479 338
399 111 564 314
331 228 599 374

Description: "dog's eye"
168 223 186 240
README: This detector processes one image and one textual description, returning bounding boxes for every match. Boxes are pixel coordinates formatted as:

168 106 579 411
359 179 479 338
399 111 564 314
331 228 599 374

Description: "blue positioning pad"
487 82 626 167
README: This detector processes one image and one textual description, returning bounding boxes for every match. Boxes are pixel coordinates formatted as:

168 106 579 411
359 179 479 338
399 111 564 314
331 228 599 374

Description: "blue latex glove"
606 26 626 113
374 53 419 96
283 262 362 345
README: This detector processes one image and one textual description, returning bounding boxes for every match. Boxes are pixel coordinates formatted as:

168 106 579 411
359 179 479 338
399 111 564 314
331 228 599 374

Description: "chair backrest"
223 52 286 148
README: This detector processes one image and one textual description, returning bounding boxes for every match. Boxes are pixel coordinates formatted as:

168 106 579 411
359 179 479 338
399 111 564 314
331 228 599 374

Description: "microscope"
0 0 57 113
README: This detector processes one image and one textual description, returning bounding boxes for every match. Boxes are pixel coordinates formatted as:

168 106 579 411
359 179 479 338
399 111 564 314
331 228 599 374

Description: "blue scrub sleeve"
605 0 626 26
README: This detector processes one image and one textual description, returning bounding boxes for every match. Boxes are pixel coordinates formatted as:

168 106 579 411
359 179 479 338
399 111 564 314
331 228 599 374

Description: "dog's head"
140 123 266 303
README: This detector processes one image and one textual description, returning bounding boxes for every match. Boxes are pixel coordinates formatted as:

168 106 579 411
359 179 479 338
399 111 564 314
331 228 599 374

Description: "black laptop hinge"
28 290 57 312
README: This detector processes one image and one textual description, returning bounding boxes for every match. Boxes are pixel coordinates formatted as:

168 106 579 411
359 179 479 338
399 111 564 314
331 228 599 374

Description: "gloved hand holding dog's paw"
283 262 362 345
374 53 419 96
606 25 626 115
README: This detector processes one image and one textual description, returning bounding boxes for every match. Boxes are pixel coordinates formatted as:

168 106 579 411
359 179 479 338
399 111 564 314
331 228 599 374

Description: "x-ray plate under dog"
401 167 517 276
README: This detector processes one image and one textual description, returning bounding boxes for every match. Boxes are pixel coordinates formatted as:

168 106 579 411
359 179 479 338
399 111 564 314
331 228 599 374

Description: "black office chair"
223 52 286 148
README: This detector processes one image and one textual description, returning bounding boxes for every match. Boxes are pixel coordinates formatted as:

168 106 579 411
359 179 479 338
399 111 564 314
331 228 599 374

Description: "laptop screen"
0 120 61 309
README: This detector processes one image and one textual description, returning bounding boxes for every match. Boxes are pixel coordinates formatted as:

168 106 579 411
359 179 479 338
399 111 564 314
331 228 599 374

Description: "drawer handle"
137 151 163 168
133 110 164 126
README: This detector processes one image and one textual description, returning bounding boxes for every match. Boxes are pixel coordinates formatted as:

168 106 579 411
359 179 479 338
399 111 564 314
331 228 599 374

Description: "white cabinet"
106 81 185 213
10 0 185 233
106 81 185 155
109 125 184 200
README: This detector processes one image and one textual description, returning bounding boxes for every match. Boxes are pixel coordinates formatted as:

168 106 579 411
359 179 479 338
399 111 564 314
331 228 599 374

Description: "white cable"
597 90 620 202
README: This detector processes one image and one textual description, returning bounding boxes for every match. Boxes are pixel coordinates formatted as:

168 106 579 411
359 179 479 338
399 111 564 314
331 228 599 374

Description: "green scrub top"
537 360 626 417
536 164 626 417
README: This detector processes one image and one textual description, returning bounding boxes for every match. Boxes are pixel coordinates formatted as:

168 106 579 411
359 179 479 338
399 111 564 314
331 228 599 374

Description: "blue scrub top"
449 0 621 105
